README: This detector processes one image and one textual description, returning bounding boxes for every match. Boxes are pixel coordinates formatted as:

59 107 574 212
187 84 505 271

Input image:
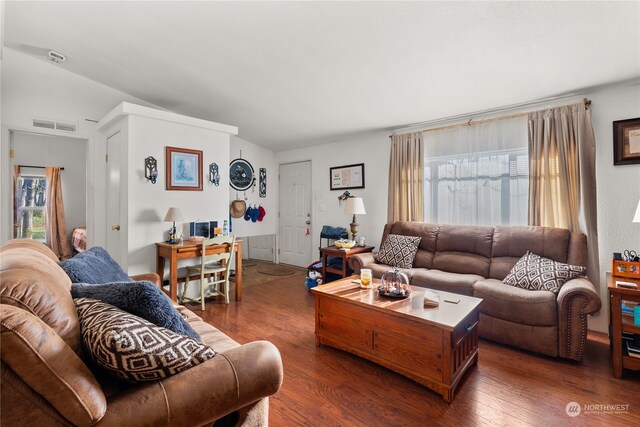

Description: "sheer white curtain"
423 116 529 226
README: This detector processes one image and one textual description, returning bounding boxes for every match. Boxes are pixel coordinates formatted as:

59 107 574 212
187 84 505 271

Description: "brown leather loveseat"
1 239 283 426
349 222 602 361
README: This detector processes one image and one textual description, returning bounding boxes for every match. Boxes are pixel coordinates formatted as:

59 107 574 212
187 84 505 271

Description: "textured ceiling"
4 1 640 150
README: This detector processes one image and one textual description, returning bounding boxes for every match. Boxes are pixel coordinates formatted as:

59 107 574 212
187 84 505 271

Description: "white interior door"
106 132 122 265
279 161 311 267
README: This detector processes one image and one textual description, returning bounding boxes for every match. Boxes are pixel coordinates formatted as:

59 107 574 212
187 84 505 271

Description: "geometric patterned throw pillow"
375 234 422 269
502 251 587 293
74 298 215 382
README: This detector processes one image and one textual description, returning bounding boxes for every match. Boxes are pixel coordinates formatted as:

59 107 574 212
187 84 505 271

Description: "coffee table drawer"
319 297 443 348
373 329 443 382
318 311 373 353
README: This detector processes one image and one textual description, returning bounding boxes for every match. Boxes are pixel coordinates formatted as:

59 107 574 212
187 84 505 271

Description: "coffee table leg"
443 388 454 403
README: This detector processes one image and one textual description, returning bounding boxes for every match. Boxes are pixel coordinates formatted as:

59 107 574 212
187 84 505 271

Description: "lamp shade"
163 207 185 223
344 197 366 215
633 200 640 223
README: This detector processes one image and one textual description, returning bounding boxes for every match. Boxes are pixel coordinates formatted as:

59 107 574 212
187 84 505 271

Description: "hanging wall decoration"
209 162 220 186
229 155 256 192
259 168 267 198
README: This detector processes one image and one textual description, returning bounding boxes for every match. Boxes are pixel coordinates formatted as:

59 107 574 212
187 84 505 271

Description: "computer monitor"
189 221 218 238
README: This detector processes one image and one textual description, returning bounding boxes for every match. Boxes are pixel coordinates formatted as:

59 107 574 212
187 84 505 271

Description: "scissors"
624 249 638 262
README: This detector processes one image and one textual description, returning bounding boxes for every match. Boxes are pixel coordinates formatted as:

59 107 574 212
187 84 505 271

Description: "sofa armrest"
556 277 602 361
96 341 283 427
131 273 161 287
348 252 377 274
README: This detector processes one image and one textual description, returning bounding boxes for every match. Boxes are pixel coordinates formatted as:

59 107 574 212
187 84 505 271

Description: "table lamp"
164 207 184 243
344 197 366 241
633 199 640 223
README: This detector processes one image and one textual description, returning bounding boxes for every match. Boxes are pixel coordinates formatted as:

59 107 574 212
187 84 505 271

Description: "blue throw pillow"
71 281 200 341
61 247 131 284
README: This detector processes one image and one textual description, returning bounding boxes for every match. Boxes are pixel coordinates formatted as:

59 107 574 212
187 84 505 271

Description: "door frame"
277 159 313 267
1 126 89 244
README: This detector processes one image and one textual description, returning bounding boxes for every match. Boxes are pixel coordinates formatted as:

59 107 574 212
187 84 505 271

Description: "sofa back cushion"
0 304 106 426
0 243 82 355
431 225 494 277
381 222 438 269
489 226 577 280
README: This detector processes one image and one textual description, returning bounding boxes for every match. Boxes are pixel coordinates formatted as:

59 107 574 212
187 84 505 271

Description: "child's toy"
305 270 322 290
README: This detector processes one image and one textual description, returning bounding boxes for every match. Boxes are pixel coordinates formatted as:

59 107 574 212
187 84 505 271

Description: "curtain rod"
391 96 592 136
17 165 65 170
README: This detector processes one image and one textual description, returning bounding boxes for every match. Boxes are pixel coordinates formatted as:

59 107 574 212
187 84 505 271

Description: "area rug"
256 264 297 276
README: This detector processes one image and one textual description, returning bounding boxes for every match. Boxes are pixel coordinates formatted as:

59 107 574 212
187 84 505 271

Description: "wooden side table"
320 245 374 283
608 273 640 378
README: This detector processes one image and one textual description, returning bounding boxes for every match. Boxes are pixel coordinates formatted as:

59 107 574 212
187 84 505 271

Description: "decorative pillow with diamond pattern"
74 298 215 382
375 234 422 269
502 251 587 293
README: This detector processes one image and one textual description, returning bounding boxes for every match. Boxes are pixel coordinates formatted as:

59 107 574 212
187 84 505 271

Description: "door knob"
306 220 311 225
111 225 121 231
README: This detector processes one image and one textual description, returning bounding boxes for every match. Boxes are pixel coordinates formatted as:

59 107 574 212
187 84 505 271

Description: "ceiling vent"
32 118 77 133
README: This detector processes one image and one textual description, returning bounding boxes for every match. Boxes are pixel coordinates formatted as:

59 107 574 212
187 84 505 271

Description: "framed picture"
330 163 365 190
613 117 640 165
166 146 203 191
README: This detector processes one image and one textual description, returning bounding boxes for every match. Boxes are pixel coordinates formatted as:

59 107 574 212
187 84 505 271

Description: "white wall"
229 136 278 238
0 47 157 243
588 81 640 333
12 132 87 240
93 111 232 276
276 130 390 263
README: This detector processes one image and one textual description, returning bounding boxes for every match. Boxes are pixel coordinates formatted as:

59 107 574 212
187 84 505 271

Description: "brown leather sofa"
1 239 283 426
349 222 602 361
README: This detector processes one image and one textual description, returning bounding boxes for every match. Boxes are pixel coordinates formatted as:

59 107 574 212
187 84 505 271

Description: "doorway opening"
7 130 87 252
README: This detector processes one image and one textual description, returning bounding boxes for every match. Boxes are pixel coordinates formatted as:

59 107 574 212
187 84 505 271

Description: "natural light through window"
15 175 47 241
423 116 529 226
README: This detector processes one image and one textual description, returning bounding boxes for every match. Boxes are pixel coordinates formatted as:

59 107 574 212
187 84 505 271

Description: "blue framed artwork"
166 146 203 191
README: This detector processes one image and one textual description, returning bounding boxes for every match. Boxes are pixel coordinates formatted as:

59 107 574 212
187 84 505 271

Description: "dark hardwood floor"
191 266 640 426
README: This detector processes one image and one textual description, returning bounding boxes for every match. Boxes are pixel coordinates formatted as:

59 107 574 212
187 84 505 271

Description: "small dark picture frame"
613 117 640 165
166 146 203 191
330 163 365 190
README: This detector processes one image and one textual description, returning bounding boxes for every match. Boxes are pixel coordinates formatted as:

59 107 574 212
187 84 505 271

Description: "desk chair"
182 235 236 310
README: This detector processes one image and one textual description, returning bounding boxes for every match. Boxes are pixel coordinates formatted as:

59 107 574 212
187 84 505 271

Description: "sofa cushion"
489 226 573 279
474 279 557 326
366 263 420 282
1 304 107 426
61 247 131 284
503 252 586 293
71 281 200 340
376 234 421 268
432 225 493 276
75 298 216 382
410 269 483 296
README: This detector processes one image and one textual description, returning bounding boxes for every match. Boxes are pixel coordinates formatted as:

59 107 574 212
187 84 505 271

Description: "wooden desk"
156 240 242 302
320 245 374 283
608 273 640 378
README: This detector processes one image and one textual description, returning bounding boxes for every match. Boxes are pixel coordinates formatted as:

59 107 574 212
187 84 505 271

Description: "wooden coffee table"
311 276 482 402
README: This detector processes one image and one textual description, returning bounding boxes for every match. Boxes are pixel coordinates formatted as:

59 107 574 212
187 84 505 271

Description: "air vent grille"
32 118 77 133
33 119 55 129
56 122 77 132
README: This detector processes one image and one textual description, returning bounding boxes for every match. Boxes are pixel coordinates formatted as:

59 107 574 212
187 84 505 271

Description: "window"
423 116 528 226
15 175 47 241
